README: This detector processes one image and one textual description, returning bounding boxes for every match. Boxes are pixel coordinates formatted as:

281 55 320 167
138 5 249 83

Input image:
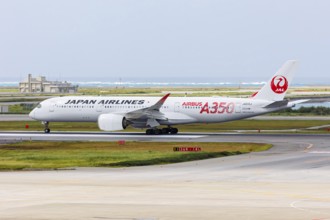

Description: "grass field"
0 141 271 170
2 120 330 132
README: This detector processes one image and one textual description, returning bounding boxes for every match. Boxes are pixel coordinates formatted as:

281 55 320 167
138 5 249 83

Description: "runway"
0 131 206 142
1 130 330 143
0 132 330 219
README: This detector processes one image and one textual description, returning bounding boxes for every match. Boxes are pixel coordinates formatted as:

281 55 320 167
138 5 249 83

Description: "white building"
0 105 9 113
19 74 78 93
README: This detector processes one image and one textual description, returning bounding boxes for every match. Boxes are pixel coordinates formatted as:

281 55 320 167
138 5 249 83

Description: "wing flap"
147 118 160 127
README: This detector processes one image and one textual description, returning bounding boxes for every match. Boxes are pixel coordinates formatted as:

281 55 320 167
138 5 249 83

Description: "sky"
0 0 330 83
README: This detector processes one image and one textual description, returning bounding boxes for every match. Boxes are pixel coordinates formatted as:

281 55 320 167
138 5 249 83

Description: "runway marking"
308 151 330 154
290 199 330 216
303 143 314 153
290 200 309 212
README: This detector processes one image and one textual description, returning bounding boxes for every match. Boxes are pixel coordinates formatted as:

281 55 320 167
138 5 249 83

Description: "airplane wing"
263 100 289 108
125 93 171 127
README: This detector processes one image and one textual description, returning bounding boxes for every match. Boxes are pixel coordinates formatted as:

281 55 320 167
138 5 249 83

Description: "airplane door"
49 103 55 112
174 102 181 112
235 103 241 113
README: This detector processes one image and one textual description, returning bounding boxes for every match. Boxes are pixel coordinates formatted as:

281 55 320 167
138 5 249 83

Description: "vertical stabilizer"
252 60 298 101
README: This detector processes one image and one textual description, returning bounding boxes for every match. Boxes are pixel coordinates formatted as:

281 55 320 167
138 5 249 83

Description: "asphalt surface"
0 132 330 220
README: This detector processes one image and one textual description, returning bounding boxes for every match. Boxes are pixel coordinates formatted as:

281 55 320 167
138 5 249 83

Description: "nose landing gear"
42 121 50 133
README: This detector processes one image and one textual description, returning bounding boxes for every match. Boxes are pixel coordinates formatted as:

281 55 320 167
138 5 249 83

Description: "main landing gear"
42 121 50 133
145 127 178 135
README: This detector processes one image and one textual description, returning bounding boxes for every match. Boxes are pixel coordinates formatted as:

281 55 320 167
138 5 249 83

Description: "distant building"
19 74 78 93
0 105 9 113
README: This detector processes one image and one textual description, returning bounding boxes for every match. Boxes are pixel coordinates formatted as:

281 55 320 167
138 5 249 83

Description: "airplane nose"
29 109 35 119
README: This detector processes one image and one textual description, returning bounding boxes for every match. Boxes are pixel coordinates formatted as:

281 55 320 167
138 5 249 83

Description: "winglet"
150 93 171 111
159 93 171 104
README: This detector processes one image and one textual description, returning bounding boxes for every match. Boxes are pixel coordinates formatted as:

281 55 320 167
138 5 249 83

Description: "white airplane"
29 60 307 134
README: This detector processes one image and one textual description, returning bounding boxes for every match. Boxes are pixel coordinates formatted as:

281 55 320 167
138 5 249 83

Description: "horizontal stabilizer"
290 96 330 104
263 100 289 108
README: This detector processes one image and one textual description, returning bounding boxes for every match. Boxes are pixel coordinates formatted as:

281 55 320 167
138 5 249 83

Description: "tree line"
278 106 330 115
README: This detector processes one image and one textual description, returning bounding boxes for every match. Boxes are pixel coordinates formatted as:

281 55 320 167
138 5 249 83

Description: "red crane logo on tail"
271 75 288 94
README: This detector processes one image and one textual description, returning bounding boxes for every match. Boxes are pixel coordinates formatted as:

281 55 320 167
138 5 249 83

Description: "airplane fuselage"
29 61 300 134
30 96 289 126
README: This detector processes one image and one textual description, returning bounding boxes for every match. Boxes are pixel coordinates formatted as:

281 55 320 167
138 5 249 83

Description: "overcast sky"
0 0 329 82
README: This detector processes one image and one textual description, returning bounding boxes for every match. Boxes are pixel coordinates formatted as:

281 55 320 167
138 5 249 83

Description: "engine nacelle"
98 113 127 131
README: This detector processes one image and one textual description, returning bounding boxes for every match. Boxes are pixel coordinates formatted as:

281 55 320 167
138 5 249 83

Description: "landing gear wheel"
42 121 50 134
162 128 170 134
146 128 177 135
146 129 152 135
146 128 163 135
170 128 178 134
154 129 161 135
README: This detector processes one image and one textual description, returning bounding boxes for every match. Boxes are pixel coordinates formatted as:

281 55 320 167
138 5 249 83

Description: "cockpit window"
37 104 42 108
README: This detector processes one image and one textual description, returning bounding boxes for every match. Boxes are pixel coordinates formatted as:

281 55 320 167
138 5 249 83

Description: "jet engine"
98 113 128 131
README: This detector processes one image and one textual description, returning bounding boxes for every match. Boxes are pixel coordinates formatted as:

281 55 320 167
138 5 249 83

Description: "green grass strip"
0 141 272 171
